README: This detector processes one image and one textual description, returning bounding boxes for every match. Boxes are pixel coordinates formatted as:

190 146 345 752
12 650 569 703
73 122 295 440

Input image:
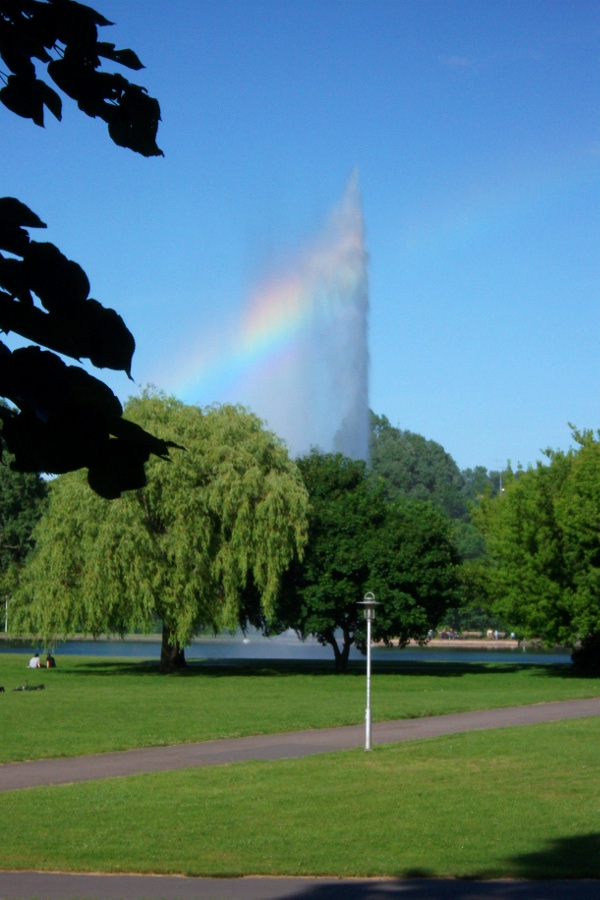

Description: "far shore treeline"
2 395 599 675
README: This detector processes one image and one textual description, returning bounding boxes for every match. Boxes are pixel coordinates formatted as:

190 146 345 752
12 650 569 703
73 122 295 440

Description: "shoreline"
2 634 531 650
407 638 520 649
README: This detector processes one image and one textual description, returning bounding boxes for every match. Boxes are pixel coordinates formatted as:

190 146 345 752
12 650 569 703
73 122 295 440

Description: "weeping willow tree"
14 392 308 671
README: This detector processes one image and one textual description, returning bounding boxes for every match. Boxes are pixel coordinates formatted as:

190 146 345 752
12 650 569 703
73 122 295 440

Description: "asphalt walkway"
1 871 599 900
1 697 599 899
2 697 599 791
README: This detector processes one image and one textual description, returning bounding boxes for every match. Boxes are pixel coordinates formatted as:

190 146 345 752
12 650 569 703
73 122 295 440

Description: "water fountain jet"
237 172 370 460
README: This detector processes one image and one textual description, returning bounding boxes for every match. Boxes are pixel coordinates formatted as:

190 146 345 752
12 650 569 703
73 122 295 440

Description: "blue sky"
2 0 599 471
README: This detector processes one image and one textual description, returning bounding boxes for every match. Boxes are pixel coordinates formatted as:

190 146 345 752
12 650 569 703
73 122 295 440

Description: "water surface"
0 630 571 665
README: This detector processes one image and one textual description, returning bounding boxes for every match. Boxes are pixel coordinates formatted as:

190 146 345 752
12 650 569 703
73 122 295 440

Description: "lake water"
0 630 572 665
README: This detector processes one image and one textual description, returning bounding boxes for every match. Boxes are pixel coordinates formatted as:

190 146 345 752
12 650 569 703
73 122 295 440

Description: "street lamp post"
357 591 380 751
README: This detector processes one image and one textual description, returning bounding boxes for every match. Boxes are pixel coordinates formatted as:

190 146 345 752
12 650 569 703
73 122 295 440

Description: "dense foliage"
14 394 308 671
370 412 467 518
278 451 460 671
474 429 600 673
0 455 47 607
0 1 173 497
369 411 512 630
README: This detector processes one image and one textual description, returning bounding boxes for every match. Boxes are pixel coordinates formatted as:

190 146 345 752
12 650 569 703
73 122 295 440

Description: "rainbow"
164 173 368 416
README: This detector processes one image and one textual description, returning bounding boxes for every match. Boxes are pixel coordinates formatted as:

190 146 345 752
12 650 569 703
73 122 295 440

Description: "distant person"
28 653 41 669
46 653 56 669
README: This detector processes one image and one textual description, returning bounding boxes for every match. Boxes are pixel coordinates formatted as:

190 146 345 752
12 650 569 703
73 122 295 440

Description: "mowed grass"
0 653 599 763
1 718 598 878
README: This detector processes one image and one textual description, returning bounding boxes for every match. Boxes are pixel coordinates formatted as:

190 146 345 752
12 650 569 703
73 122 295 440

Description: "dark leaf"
47 55 87 101
0 0 60 58
74 71 124 121
0 346 175 496
0 36 36 77
0 254 33 304
0 224 31 256
0 290 87 361
110 414 182 460
55 0 114 31
51 1 102 48
0 346 123 424
0 198 46 229
0 74 44 125
108 85 163 157
1 407 101 475
0 290 135 374
3 345 74 417
0 347 124 471
38 78 62 121
87 441 150 499
96 41 144 71
121 84 161 125
58 363 123 420
23 241 90 313
81 298 135 373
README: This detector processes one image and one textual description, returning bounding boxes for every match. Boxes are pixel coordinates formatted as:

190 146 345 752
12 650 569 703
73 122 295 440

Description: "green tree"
475 431 600 673
555 432 600 673
278 451 459 672
0 1 174 497
460 465 505 505
14 394 309 671
370 412 466 519
475 460 570 639
368 499 461 647
0 453 47 623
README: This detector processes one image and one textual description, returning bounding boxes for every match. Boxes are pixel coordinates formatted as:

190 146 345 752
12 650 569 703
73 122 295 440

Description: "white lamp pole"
357 591 380 751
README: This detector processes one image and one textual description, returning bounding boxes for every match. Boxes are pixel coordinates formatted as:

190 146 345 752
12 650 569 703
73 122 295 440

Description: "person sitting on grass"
28 653 41 669
46 653 56 669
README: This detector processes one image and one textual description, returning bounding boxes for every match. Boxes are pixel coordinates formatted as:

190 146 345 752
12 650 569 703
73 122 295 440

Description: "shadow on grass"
506 832 600 880
250 836 600 898
51 657 586 682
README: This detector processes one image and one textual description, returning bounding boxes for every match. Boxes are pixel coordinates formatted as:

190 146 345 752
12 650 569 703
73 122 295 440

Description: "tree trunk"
328 632 352 673
571 631 600 676
159 622 186 674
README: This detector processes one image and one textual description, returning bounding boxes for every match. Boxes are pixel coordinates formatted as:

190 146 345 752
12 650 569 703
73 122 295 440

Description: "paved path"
1 697 599 900
2 697 599 792
1 871 599 900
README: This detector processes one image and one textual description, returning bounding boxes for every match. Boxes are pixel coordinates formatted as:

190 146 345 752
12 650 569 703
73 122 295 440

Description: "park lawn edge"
0 718 598 880
1 654 599 763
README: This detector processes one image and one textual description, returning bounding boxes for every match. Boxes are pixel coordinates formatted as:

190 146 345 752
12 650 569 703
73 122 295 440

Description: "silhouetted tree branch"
0 1 178 498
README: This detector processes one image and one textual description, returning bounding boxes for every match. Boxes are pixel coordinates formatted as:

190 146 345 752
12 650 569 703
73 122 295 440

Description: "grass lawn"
0 653 598 763
1 718 598 878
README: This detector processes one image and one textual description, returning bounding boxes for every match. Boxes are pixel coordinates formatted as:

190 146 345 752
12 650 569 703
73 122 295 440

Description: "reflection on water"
0 629 572 665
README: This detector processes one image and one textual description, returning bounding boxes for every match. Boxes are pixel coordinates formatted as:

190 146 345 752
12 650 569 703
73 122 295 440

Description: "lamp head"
357 591 380 621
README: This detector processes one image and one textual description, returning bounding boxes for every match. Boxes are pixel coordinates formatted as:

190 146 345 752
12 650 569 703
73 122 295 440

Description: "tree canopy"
0 447 47 604
474 429 600 673
14 394 309 671
278 451 460 671
369 412 467 519
0 1 174 498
